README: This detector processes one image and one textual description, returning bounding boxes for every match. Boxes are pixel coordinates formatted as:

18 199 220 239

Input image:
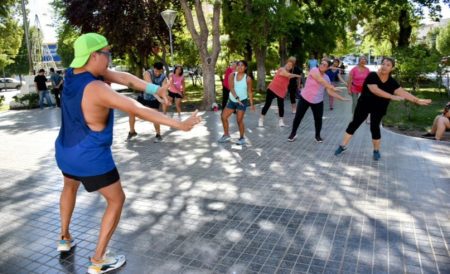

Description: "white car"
0 78 25 91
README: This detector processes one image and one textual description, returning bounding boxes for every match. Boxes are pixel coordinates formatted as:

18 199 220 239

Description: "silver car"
0 78 25 91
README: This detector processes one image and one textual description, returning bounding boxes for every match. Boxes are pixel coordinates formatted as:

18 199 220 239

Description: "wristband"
145 83 159 95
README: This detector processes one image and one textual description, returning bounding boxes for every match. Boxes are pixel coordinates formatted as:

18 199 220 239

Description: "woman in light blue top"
218 60 255 145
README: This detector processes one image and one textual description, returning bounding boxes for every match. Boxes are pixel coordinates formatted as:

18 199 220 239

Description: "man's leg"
38 91 44 109
91 181 126 262
128 115 136 134
60 176 81 241
154 123 161 135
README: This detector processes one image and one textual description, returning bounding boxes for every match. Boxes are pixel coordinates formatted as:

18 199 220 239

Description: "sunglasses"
96 50 112 58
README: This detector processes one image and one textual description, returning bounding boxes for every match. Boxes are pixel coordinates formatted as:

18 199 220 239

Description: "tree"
223 0 293 91
0 1 23 70
54 0 179 76
56 23 79 67
180 0 221 109
353 0 450 48
5 31 29 79
436 22 450 56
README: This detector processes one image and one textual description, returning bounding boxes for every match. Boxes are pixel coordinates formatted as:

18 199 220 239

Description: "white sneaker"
87 252 126 274
279 119 286 127
258 117 264 127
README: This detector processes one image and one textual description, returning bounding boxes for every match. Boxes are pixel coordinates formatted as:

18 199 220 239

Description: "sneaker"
315 136 323 143
373 150 381 161
334 145 347 156
218 135 231 143
330 107 334 111
287 134 297 142
154 134 163 143
421 132 435 138
57 237 76 252
258 117 264 127
279 119 286 127
126 131 137 140
236 138 246 145
87 253 126 274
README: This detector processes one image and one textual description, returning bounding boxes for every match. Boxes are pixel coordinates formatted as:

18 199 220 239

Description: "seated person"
422 102 450 141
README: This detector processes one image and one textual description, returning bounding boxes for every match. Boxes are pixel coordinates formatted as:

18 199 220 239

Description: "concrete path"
0 96 449 274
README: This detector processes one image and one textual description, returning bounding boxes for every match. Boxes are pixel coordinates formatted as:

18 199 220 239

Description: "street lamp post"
161 9 177 67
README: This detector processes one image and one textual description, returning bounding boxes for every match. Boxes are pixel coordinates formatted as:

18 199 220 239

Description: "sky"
29 0 450 44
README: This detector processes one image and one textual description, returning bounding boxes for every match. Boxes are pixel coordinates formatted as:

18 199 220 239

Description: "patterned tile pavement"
0 95 449 274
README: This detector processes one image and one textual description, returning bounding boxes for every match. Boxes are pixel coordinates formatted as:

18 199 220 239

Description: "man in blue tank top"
54 33 201 274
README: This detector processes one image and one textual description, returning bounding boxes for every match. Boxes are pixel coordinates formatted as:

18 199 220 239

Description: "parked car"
0 78 25 91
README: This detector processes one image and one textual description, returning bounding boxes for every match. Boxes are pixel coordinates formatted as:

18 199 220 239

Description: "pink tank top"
169 74 184 94
349 66 370 94
301 68 330 104
267 68 290 98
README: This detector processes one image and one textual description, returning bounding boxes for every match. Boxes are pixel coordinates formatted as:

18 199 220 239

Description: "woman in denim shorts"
218 60 255 145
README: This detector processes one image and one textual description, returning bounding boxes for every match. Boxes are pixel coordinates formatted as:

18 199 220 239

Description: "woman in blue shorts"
218 60 255 145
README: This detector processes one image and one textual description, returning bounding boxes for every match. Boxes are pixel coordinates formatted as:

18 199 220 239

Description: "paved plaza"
0 97 449 274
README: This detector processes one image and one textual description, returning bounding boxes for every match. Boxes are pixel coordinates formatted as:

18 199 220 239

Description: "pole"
169 28 174 66
21 0 33 75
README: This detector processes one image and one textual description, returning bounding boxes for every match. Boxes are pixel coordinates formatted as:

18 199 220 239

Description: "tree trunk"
279 37 287 66
201 62 216 109
180 0 221 110
398 9 412 48
255 46 267 91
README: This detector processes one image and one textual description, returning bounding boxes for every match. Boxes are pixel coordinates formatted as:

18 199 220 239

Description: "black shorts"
169 91 183 99
62 167 120 192
138 95 160 109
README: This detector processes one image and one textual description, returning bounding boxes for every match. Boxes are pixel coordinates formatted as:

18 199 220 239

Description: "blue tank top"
144 70 166 100
55 68 115 176
229 73 248 102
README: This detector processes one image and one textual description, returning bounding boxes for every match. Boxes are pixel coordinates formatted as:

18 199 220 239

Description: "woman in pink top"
348 55 370 113
259 57 302 127
167 65 185 119
288 59 349 143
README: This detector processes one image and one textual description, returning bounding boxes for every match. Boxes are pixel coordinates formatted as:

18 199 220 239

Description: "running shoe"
218 135 231 143
258 117 264 127
315 136 323 143
287 134 297 142
87 253 126 274
334 145 347 156
373 150 381 161
57 237 76 252
421 132 435 138
154 134 163 143
279 119 286 127
126 131 137 140
236 138 246 145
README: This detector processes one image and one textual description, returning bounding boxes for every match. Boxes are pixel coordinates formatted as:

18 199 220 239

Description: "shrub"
12 92 39 109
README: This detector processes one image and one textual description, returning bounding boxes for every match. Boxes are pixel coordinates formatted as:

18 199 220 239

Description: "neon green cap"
70 33 109 68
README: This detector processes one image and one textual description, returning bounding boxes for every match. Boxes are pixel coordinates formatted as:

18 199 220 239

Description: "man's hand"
155 81 170 105
179 110 202 131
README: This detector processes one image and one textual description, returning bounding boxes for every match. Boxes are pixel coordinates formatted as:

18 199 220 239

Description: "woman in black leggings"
334 57 432 160
288 59 348 143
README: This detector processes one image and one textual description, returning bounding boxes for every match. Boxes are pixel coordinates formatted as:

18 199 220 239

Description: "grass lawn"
383 85 449 139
